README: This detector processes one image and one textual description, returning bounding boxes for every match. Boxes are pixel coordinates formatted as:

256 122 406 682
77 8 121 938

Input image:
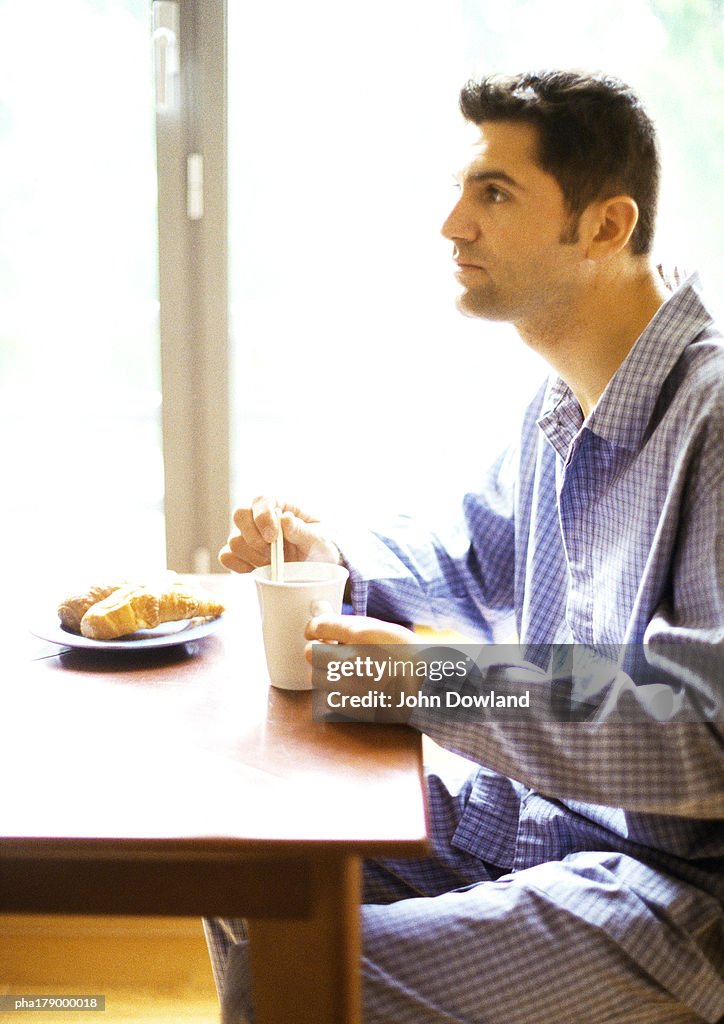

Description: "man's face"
441 120 586 327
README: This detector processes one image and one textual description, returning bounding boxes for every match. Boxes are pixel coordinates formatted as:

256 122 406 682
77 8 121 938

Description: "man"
206 71 723 1023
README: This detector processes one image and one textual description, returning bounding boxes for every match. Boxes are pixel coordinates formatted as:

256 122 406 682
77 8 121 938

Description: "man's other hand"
219 496 342 573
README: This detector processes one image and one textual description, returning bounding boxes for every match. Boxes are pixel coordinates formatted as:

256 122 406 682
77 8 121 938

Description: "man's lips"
454 260 486 273
454 254 485 267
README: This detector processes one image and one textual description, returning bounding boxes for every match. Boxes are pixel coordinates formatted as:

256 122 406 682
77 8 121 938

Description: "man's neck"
517 260 671 419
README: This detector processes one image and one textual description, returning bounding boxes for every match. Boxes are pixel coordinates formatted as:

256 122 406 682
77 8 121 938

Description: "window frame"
156 0 230 573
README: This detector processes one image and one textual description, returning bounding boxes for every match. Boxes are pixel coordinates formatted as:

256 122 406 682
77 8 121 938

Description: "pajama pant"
204 767 722 1024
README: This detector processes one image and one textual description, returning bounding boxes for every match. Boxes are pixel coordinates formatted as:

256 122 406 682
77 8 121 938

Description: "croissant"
79 578 224 640
58 583 125 634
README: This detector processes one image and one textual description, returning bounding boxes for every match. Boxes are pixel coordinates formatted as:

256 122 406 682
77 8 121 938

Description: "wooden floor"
0 915 219 1024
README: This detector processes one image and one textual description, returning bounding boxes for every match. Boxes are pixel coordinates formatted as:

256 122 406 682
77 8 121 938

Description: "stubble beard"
455 239 583 328
455 278 518 322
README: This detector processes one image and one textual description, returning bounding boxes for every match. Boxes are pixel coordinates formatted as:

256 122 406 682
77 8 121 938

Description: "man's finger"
251 496 282 543
305 614 348 641
218 546 256 573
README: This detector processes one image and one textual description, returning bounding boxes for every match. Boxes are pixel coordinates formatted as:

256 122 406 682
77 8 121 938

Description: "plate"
30 616 223 652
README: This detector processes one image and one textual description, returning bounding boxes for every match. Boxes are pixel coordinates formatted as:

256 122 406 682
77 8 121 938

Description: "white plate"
30 616 223 651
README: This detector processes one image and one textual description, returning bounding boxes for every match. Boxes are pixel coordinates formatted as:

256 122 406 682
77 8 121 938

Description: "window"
0 0 165 617
1 0 227 618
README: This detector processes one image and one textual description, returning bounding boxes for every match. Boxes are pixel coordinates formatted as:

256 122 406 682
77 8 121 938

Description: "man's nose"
441 196 476 242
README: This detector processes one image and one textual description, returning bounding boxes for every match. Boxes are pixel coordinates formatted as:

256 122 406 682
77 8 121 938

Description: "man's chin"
455 289 504 321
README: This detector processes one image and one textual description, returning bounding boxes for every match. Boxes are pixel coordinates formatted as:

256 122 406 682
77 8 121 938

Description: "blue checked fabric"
206 276 723 1023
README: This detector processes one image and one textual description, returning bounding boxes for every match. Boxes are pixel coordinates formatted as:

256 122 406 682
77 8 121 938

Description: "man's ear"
586 195 639 260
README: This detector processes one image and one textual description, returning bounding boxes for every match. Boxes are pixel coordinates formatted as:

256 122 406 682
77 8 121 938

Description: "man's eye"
486 185 508 203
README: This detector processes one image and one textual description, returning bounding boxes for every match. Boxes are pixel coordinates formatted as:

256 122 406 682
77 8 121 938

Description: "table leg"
247 853 362 1024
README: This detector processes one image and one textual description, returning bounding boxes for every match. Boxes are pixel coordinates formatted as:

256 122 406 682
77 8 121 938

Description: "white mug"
252 562 349 690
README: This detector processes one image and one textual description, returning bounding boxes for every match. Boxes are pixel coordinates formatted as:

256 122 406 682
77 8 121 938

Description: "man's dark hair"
459 70 660 255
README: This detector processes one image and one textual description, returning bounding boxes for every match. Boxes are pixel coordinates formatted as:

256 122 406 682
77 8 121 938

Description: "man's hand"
219 496 342 573
305 615 420 721
304 614 417 658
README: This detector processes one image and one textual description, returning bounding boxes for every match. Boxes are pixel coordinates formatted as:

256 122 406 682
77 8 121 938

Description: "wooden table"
0 575 428 1023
